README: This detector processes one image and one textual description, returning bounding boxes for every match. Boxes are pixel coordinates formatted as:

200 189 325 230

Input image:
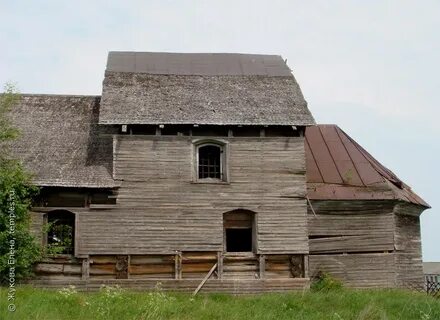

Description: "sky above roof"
1 0 439 261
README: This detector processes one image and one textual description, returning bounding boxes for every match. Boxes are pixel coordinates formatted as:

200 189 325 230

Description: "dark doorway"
223 210 255 253
226 228 252 252
46 210 75 254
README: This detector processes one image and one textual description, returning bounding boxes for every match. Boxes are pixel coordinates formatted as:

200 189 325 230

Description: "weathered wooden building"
7 52 429 293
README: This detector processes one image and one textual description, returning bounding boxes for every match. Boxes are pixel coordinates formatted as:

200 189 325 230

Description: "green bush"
311 271 343 292
0 84 41 283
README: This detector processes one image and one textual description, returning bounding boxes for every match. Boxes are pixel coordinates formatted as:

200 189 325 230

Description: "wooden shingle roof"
99 52 315 126
7 95 116 188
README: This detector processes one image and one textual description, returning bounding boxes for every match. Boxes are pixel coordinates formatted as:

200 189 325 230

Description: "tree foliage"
0 83 40 283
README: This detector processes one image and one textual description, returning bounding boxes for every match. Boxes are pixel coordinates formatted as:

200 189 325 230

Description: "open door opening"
223 210 255 253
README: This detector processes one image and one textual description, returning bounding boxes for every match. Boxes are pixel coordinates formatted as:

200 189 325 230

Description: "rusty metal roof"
305 124 429 207
106 52 293 76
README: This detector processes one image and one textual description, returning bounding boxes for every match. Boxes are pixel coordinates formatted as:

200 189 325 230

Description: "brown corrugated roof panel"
305 124 430 208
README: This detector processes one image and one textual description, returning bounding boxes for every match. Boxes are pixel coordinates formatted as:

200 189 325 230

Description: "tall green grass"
1 285 439 320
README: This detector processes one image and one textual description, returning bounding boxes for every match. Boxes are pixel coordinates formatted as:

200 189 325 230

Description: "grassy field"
0 285 439 320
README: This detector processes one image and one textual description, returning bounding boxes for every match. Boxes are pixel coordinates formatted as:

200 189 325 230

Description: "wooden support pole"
81 258 90 280
175 251 182 280
260 128 265 137
259 254 265 279
193 263 217 296
217 251 223 279
303 255 309 278
127 255 131 279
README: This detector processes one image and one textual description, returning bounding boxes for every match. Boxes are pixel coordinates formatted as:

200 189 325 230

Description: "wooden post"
303 254 309 278
260 128 265 137
217 251 223 279
127 255 131 279
259 254 265 279
175 252 182 280
81 258 90 280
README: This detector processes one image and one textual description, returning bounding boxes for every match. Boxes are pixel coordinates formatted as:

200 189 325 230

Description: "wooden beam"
193 263 217 296
175 252 182 280
81 258 90 280
217 251 223 279
303 255 309 278
259 255 265 279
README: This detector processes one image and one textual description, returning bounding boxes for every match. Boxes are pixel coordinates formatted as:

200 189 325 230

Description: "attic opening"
224 210 256 253
45 210 75 255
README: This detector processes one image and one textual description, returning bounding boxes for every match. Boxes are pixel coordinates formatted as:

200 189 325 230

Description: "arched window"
195 141 227 181
46 210 75 255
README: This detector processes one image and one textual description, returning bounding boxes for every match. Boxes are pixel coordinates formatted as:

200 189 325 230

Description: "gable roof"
305 125 429 208
99 52 315 126
7 94 116 188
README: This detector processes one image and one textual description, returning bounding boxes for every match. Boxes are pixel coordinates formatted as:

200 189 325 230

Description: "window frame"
193 139 229 183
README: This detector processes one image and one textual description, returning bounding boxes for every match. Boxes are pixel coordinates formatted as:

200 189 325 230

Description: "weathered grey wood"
309 253 396 288
303 255 309 278
175 252 182 280
193 263 218 296
28 278 310 293
77 136 309 255
259 255 265 279
393 205 424 288
217 251 223 279
81 258 90 280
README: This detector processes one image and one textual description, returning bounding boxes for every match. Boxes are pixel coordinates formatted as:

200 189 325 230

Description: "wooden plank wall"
308 200 397 288
77 136 308 255
394 203 424 288
34 255 83 280
30 211 45 245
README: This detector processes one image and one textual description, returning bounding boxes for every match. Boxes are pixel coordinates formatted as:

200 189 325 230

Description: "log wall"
308 200 425 288
394 203 424 288
77 135 308 255
31 251 307 292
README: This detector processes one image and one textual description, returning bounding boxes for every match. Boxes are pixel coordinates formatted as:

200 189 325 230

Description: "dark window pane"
226 228 252 252
198 145 221 179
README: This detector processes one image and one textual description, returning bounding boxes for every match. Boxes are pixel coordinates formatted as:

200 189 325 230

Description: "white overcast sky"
1 0 439 260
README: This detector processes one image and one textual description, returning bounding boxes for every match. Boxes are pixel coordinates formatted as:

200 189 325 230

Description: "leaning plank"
192 263 217 296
